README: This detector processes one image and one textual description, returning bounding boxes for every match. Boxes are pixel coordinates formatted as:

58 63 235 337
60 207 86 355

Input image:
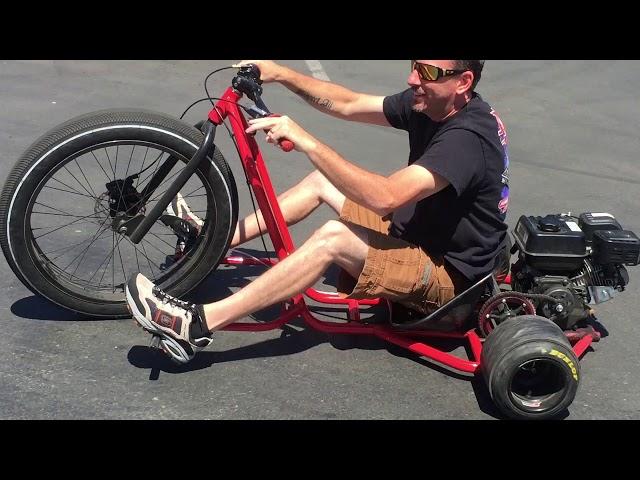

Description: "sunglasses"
411 61 466 81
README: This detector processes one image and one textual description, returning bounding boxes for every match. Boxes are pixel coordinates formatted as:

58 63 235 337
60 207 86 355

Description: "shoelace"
152 287 199 317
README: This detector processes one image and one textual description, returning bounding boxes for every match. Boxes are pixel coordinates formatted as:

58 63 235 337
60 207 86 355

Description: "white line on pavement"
304 60 331 81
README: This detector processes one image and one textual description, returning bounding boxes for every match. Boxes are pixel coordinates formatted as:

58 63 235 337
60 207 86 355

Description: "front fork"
123 121 217 244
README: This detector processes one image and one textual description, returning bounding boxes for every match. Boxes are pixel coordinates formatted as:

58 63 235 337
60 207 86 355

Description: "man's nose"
408 69 421 86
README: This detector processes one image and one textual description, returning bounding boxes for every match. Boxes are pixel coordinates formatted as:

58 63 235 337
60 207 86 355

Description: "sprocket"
478 292 536 337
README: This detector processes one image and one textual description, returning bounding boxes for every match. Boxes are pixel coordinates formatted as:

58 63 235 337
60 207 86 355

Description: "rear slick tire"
480 315 580 420
0 109 238 318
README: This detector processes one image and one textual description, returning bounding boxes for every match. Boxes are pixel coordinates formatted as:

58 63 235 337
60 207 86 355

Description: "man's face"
407 60 463 121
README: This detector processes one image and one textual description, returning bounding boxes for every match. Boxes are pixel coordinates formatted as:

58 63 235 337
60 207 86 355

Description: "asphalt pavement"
1 60 639 419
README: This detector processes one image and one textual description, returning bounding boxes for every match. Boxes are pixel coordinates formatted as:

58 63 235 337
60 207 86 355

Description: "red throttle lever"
267 114 295 152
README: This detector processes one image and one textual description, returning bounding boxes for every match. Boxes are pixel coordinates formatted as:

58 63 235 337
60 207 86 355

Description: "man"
126 60 510 363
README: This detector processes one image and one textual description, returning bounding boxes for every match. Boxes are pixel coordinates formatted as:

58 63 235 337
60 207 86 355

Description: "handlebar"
233 65 295 153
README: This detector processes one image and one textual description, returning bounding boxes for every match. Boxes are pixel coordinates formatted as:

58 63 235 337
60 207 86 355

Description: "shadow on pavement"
127 322 330 379
127 311 505 417
11 295 90 321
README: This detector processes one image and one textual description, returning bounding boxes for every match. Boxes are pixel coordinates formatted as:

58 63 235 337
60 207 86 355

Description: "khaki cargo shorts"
338 199 469 315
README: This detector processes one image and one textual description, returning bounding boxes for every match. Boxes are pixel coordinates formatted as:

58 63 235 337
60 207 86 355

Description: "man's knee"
311 220 353 256
302 170 329 192
306 170 345 213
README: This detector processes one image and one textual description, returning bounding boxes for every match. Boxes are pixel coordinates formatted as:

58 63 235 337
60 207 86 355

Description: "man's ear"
456 71 474 95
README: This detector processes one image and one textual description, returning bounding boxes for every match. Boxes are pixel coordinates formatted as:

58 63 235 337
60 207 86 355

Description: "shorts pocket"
378 245 423 294
419 261 454 309
438 285 455 306
382 262 420 293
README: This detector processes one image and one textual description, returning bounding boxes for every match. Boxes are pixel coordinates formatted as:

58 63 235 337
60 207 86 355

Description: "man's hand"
232 60 283 83
245 116 317 153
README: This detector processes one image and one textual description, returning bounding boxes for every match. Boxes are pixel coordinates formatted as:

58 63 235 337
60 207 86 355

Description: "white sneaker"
126 273 213 364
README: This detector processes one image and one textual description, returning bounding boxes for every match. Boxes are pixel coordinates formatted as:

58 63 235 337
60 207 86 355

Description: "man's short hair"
454 60 485 91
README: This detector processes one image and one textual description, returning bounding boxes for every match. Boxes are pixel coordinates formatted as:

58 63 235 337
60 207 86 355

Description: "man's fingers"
232 60 257 68
246 118 280 133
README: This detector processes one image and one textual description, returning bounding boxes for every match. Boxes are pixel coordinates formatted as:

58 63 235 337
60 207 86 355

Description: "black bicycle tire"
0 109 238 318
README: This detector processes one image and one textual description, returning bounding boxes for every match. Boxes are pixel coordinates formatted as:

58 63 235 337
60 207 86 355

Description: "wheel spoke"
124 145 135 180
140 233 173 256
32 210 103 220
108 146 127 213
90 150 114 183
53 223 111 267
106 234 166 281
134 147 150 189
183 185 205 198
74 159 98 198
133 239 141 273
66 219 113 276
102 147 117 180
139 241 157 278
49 175 97 199
116 233 127 293
32 210 108 240
67 234 112 281
43 183 97 200
111 231 115 290
147 169 185 203
87 234 121 286
33 201 104 223
136 151 168 190
63 164 97 200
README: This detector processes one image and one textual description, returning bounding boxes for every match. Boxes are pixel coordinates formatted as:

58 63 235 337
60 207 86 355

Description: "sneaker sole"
125 286 193 364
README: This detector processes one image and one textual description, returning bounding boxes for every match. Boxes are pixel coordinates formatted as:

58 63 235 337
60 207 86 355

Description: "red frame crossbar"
207 89 594 374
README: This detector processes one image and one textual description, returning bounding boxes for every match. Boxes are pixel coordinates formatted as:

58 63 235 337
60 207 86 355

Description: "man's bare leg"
230 170 345 248
204 220 368 331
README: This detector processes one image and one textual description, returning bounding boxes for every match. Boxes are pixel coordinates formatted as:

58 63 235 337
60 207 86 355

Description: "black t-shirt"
383 88 510 283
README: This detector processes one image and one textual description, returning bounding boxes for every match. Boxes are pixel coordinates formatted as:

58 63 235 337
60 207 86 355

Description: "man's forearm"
276 66 359 119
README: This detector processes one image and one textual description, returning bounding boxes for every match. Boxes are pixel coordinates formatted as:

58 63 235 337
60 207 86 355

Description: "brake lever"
246 105 269 119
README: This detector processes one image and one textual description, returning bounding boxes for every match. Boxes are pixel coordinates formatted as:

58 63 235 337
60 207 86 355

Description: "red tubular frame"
207 88 593 374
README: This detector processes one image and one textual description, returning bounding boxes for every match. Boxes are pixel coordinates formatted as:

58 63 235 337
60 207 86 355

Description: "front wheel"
0 109 238 318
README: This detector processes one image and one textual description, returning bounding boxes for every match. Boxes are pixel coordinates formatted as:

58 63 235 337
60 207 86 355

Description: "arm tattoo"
296 89 334 111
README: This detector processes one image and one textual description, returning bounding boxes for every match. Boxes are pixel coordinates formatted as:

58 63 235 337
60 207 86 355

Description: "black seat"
389 235 512 332
389 274 496 331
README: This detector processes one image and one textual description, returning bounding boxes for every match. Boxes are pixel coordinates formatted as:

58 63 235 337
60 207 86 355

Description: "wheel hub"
105 175 144 218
